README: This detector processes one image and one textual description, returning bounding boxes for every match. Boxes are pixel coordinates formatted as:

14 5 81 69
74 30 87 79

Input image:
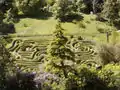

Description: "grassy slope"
14 14 119 43
9 14 120 72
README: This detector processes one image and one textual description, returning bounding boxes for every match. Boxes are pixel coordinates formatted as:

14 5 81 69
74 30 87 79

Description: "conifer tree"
45 23 75 78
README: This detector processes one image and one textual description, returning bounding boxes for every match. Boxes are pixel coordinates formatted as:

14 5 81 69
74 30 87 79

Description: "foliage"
6 72 38 90
76 0 92 13
14 0 46 16
92 0 104 13
3 8 18 23
46 0 55 6
97 44 120 65
98 64 120 89
101 0 120 24
0 42 14 89
65 63 120 90
45 23 75 78
51 0 80 21
0 0 13 13
0 0 18 23
0 35 13 46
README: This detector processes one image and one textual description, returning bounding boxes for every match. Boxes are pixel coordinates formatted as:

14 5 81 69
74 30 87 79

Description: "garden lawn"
14 14 118 43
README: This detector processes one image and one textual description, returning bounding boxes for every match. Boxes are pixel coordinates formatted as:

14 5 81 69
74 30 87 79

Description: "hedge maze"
8 38 49 72
67 38 98 65
8 36 97 72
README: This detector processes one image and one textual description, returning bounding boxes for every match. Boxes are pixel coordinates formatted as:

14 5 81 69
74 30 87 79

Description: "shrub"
98 64 120 89
97 44 120 65
0 35 12 46
78 21 86 28
0 42 14 89
97 27 106 33
6 72 39 90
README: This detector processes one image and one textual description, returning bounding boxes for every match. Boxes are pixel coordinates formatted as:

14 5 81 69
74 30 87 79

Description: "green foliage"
15 0 46 16
45 23 75 78
46 0 55 6
98 64 120 88
0 42 14 89
92 0 104 13
75 0 88 13
0 0 18 23
97 44 120 65
51 0 80 21
0 36 12 46
3 8 18 23
101 0 120 24
65 63 120 90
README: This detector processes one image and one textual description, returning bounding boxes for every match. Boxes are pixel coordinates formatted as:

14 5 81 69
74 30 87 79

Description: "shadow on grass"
17 11 52 20
60 14 84 23
0 23 16 35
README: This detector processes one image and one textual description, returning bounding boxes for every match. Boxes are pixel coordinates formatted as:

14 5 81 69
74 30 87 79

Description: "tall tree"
92 0 104 13
101 0 120 24
52 0 79 21
45 23 75 78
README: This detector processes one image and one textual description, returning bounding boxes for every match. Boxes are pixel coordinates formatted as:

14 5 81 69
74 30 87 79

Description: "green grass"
15 17 57 35
14 14 118 43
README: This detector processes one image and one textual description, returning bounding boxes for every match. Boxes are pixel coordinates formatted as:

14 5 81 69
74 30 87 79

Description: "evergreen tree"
45 23 75 78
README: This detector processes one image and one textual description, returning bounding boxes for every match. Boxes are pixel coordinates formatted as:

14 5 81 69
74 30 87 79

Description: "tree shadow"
17 10 52 21
0 23 16 35
60 14 84 23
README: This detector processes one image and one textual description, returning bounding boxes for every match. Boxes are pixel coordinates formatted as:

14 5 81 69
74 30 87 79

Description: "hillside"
14 14 119 43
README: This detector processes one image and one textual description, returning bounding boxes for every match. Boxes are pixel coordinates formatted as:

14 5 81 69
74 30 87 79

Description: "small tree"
45 23 75 78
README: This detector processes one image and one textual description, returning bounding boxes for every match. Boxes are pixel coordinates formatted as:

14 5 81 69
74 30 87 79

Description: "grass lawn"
14 14 119 43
